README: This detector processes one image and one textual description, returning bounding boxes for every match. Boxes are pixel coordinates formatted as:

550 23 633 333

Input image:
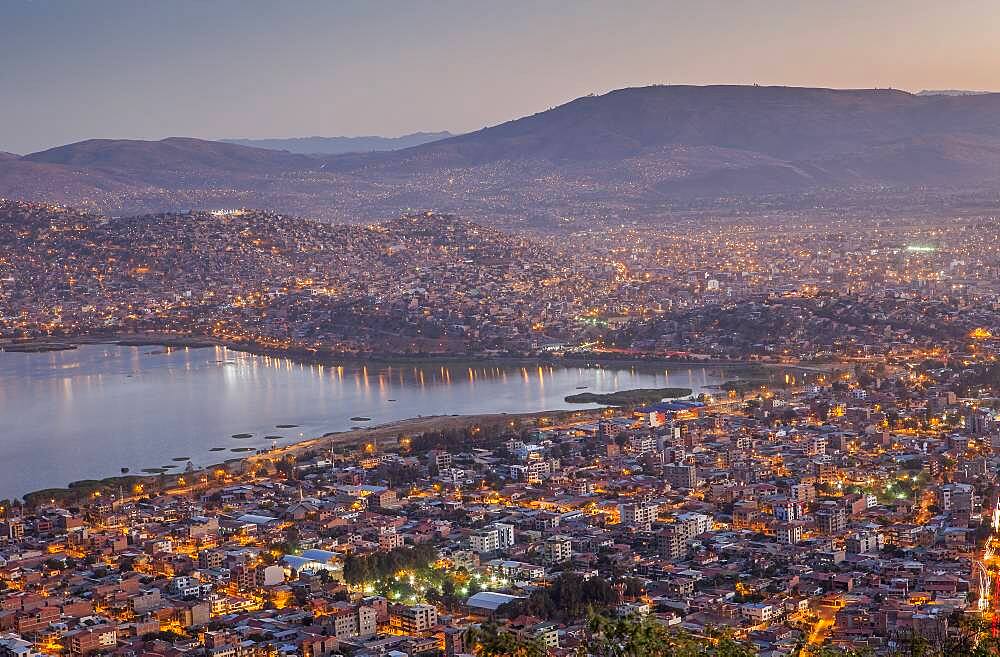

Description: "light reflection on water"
0 344 724 499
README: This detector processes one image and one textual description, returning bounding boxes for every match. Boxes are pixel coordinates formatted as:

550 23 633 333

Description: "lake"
0 344 727 499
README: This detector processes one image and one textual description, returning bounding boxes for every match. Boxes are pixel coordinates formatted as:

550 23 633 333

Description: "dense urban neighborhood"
2 201 999 363
0 348 999 657
2 200 1000 656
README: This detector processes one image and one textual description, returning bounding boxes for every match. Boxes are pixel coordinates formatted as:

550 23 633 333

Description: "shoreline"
2 334 842 505
0 332 821 372
16 408 600 507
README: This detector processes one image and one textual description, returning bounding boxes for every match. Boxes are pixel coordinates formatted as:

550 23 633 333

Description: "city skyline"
3 0 1000 153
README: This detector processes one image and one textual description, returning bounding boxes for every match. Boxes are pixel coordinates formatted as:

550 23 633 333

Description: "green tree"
584 614 754 657
465 623 547 657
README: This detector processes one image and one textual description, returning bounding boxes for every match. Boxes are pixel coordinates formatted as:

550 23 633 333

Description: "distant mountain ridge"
917 89 993 97
334 85 1000 165
25 137 312 171
5 85 1000 225
220 131 453 155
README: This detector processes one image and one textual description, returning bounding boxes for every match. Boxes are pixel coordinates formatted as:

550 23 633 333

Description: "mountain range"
220 131 454 155
5 85 1000 226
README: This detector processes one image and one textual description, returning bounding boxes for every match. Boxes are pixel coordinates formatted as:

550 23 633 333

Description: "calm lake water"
0 344 726 499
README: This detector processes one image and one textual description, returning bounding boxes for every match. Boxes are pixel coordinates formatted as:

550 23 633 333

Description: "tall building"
814 504 847 535
620 502 659 531
470 522 516 554
390 603 438 634
663 463 697 489
657 512 712 560
776 522 803 545
846 531 883 554
544 535 573 563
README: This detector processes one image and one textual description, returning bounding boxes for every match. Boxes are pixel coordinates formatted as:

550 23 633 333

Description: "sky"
2 0 1000 154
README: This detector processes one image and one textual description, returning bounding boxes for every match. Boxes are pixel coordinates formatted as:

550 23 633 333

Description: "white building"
470 523 516 554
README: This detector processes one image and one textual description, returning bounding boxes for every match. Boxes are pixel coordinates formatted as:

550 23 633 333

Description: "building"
808 436 827 456
379 532 405 551
544 535 573 563
0 520 24 541
464 592 523 619
846 531 884 554
0 634 44 657
939 483 975 512
470 529 499 554
389 604 438 634
428 450 452 471
790 483 816 503
64 626 117 656
329 605 360 638
663 463 697 489
627 435 656 454
773 501 803 522
357 605 378 637
470 523 515 554
657 512 712 559
814 505 848 535
740 602 780 624
619 503 658 531
776 522 803 545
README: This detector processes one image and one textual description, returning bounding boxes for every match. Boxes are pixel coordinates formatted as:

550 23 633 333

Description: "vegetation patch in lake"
142 467 167 474
172 457 190 461
230 447 254 453
350 416 372 422
565 387 693 406
209 447 225 452
275 424 298 429
264 435 283 440
231 433 253 439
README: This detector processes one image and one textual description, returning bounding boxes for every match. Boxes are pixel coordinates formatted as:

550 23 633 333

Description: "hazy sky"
2 0 999 154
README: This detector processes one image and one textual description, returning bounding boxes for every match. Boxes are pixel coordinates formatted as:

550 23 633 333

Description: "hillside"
0 201 600 354
25 137 311 173
5 86 1000 225
328 85 1000 167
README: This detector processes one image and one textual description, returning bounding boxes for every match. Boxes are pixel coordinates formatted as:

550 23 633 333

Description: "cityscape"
3 3 1000 657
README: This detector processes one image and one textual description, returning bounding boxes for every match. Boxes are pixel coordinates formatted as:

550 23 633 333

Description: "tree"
583 614 754 657
465 623 546 657
499 573 620 622
441 578 458 610
342 543 438 586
